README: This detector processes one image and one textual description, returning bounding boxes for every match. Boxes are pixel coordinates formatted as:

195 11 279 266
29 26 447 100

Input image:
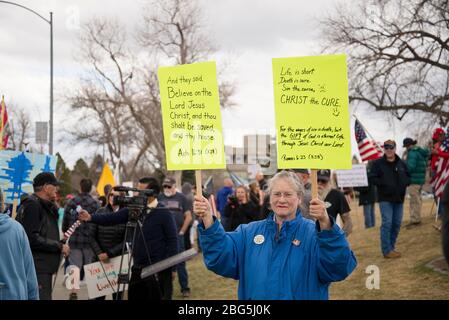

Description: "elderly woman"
194 170 357 300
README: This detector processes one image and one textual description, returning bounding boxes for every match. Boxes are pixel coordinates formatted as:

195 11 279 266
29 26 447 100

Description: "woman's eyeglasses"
271 192 296 199
384 144 395 150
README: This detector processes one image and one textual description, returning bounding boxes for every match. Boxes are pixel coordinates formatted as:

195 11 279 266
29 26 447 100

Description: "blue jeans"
177 235 190 292
379 202 404 255
363 204 375 228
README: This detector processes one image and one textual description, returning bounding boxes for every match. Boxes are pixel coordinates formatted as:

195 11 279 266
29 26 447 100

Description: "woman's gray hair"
266 170 305 199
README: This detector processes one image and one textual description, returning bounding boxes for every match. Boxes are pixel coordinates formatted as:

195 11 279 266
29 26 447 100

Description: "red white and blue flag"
354 119 383 162
432 126 449 198
0 95 9 149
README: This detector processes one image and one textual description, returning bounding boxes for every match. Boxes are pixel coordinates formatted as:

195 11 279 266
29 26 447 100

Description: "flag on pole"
96 163 116 196
432 126 449 198
354 119 383 162
0 95 10 150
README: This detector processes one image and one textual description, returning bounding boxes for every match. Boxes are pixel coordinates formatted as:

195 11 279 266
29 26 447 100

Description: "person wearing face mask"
370 140 410 259
157 177 192 298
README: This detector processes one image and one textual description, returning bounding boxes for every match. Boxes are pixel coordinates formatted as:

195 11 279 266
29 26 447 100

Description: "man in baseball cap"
402 138 417 148
162 177 176 188
32 172 59 188
317 169 331 182
159 176 193 297
315 169 353 236
16 171 69 300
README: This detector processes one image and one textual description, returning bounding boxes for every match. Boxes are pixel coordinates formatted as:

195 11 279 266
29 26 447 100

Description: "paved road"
52 264 90 300
52 264 121 300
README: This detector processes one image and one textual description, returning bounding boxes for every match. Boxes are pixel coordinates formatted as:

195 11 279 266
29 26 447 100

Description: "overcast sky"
0 0 412 169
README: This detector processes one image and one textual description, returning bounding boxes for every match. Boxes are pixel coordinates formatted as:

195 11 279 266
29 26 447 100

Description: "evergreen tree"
55 153 72 197
73 158 90 178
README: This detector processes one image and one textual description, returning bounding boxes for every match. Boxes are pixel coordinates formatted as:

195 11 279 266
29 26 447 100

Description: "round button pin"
254 234 265 245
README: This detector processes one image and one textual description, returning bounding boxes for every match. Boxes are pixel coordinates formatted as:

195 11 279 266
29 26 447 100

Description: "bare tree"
138 0 236 108
67 0 236 182
7 103 32 151
321 0 449 125
66 18 140 180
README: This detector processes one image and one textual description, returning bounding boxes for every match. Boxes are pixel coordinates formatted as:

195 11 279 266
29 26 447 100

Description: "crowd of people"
1 127 449 300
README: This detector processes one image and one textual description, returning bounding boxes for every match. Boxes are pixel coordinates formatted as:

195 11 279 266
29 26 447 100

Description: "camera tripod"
112 206 161 300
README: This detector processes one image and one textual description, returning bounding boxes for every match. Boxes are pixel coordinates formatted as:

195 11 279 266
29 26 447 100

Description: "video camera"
227 195 239 208
112 186 157 221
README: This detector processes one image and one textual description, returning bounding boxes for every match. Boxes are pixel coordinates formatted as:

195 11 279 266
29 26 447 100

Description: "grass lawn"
173 198 449 300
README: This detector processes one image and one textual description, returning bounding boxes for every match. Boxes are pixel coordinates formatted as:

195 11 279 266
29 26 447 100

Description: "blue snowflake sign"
0 151 57 204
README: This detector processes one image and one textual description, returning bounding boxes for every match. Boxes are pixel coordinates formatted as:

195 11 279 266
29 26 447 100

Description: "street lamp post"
0 1 53 155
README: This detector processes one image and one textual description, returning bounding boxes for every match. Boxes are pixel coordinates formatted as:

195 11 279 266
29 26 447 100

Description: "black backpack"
16 194 41 225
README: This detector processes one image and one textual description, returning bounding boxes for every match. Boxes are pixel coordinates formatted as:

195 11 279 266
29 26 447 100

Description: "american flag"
0 95 9 149
354 119 383 162
432 127 449 198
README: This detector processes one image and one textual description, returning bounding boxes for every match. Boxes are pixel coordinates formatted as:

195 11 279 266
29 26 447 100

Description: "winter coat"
369 155 410 203
406 146 430 185
90 204 178 268
16 194 62 274
223 200 259 231
0 214 39 300
62 193 100 249
354 161 377 205
199 212 357 300
216 186 234 214
90 206 127 258
354 183 377 205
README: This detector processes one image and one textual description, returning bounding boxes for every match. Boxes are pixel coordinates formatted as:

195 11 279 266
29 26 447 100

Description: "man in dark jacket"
158 177 192 298
17 172 70 300
79 177 178 300
402 137 430 228
370 140 410 259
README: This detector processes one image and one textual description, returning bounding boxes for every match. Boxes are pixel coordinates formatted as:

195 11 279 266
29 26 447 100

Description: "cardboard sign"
158 61 226 170
272 54 351 169
335 164 368 188
0 150 57 204
83 255 130 299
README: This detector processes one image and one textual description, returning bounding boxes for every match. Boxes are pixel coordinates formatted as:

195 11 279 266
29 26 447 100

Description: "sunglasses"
384 144 395 150
317 179 328 184
163 185 173 189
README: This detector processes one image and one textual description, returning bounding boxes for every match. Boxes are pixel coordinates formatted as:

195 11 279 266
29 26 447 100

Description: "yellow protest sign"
272 54 351 169
158 61 226 170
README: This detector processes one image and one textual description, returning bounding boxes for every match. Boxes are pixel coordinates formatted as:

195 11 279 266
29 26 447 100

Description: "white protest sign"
83 254 130 299
335 164 368 188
